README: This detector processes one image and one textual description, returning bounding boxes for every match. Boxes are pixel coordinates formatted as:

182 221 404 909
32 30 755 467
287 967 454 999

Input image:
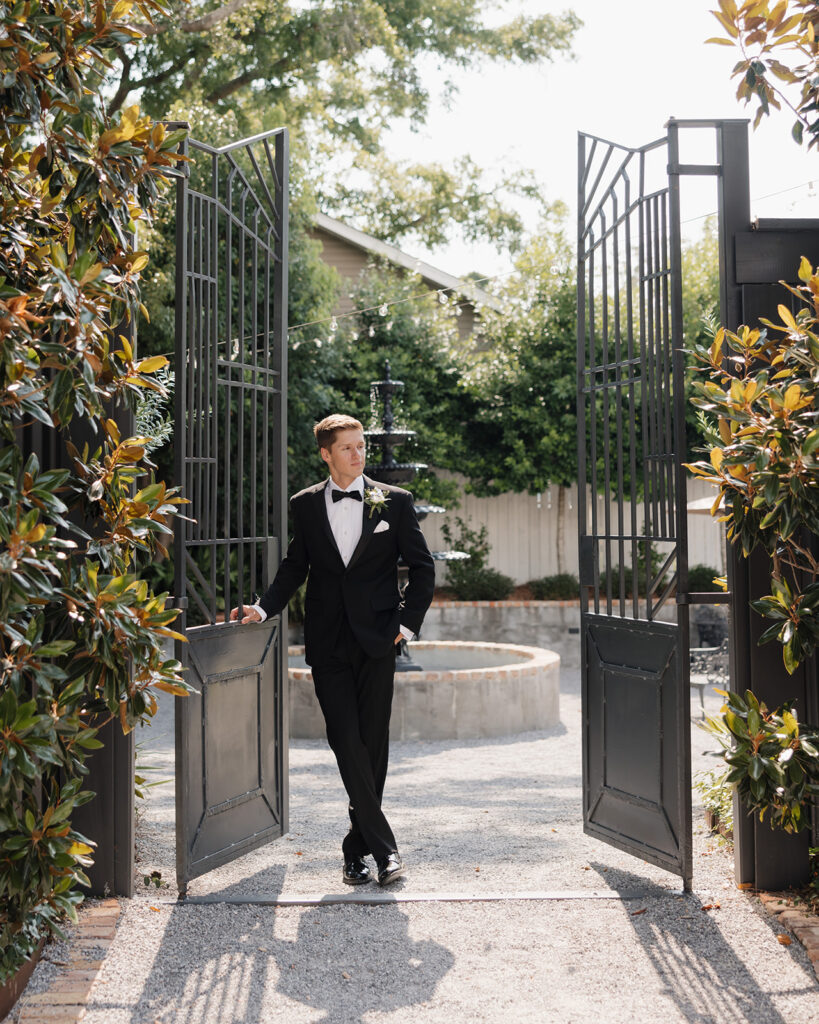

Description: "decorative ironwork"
173 128 289 893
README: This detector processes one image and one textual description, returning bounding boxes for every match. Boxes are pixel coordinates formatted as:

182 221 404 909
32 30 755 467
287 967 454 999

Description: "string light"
681 178 816 225
146 179 817 358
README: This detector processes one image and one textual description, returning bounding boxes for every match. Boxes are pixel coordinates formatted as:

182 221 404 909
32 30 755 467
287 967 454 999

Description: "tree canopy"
110 0 581 250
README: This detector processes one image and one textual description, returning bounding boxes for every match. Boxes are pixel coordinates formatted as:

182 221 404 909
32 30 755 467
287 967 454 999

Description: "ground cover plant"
439 517 514 600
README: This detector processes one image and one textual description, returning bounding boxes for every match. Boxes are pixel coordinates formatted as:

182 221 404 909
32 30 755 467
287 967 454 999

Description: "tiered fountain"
364 361 466 670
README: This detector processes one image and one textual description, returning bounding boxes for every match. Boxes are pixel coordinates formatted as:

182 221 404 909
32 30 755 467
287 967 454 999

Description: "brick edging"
758 891 819 975
16 898 120 1023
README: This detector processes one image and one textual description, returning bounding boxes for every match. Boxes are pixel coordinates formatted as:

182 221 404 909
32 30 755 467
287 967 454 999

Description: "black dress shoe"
376 852 405 886
342 856 371 885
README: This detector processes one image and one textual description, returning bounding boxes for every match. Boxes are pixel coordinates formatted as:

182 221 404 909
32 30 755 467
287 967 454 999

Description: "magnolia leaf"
803 430 819 456
129 253 149 274
783 640 799 675
136 355 168 374
152 680 190 696
783 383 802 409
778 304 798 331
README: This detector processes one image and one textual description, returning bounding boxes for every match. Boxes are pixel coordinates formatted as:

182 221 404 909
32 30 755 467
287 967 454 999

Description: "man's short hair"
314 414 364 451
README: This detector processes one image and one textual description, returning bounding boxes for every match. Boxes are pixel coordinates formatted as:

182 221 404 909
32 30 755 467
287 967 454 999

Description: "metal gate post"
172 135 191 894
713 121 757 886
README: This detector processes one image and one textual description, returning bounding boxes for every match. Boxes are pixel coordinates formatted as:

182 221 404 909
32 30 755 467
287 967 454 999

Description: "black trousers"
311 627 397 861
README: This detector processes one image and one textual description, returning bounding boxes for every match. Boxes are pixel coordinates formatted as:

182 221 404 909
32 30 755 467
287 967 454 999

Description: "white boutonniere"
363 486 390 519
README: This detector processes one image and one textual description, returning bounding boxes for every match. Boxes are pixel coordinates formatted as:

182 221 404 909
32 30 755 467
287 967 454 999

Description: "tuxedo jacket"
258 476 435 667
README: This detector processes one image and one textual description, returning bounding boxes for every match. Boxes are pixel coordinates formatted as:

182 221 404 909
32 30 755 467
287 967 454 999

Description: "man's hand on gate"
229 605 262 624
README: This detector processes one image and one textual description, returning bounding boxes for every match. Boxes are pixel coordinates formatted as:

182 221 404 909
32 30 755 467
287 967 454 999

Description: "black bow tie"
332 489 362 503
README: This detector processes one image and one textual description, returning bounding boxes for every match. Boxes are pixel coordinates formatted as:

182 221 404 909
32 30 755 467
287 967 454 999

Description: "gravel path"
20 671 819 1023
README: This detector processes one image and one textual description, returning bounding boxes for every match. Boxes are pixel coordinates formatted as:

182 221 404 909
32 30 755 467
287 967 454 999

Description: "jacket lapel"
314 483 345 565
346 476 379 570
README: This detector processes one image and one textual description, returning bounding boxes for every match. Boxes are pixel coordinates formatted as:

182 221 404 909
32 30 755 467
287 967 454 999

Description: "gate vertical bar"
577 131 591 829
667 119 693 890
273 128 289 835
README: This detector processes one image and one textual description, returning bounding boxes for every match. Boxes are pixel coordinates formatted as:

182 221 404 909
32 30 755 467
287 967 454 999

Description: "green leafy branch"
685 258 819 672
718 688 819 833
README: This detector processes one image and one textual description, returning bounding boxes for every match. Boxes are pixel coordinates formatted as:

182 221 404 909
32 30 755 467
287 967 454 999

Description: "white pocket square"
373 520 390 534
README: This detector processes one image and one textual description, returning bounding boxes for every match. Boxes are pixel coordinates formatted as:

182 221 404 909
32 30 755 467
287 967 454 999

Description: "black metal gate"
577 123 694 886
577 120 754 887
172 128 289 893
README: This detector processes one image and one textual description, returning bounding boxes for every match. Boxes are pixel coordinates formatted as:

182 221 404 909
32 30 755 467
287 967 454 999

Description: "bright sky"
385 0 817 284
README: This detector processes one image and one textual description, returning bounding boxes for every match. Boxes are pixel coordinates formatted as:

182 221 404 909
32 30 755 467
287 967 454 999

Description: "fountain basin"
289 641 560 740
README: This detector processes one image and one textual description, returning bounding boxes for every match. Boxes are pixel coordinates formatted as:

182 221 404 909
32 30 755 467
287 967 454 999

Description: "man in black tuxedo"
231 414 435 886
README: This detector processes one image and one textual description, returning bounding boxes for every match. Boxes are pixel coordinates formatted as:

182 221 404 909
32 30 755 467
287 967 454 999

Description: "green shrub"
688 564 723 593
288 581 307 625
0 1 188 983
599 541 669 598
448 567 515 601
529 573 579 600
694 713 734 838
440 516 514 600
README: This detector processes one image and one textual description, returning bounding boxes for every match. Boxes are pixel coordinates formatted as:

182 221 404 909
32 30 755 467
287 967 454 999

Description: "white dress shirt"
252 476 413 641
326 475 365 565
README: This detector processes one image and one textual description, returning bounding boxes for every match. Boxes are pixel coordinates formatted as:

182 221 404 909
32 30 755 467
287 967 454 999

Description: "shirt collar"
326 475 364 495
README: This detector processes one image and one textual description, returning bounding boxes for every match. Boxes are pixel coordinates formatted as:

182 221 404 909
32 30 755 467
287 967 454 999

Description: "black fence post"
67 392 136 898
71 716 135 896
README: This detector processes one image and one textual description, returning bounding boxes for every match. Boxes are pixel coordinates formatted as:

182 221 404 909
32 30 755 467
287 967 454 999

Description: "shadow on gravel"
274 903 454 1022
591 863 817 1024
123 891 454 1023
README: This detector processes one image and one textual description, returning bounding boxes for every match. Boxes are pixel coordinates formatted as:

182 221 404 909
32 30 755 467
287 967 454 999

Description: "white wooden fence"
419 472 725 585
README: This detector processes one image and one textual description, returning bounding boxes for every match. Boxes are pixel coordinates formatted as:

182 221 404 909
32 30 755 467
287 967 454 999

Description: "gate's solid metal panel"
583 615 688 877
177 620 284 881
577 124 692 887
173 129 289 893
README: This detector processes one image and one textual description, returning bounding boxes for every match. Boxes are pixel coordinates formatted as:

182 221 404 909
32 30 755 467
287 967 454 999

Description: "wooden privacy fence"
420 472 725 585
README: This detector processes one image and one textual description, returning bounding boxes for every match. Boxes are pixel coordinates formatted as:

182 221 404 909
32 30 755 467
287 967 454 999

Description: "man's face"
321 428 366 485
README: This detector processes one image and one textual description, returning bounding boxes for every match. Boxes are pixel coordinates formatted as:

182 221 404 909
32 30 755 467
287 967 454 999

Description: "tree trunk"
556 485 565 576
